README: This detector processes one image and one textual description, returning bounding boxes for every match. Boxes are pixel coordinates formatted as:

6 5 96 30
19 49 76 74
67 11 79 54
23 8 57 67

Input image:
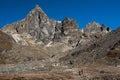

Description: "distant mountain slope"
60 27 120 66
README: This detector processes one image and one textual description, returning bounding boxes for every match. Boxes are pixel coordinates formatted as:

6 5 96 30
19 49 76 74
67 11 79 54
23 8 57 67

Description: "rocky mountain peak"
25 5 50 29
27 4 49 22
31 5 46 15
34 4 42 10
83 21 101 33
83 21 110 33
2 5 55 45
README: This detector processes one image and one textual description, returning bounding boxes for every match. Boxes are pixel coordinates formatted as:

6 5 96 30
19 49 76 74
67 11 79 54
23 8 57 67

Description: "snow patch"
57 21 61 23
46 41 53 47
81 28 84 33
12 34 28 45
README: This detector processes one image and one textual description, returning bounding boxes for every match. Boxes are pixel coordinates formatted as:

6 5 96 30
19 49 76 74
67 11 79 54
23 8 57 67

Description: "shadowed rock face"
53 17 78 42
61 17 78 36
0 31 14 52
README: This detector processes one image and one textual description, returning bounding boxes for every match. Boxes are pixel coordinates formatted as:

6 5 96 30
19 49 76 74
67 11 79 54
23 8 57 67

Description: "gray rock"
61 17 78 36
83 22 111 33
2 5 56 44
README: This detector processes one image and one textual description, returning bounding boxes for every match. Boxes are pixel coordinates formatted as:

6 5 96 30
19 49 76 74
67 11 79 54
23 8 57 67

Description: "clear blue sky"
0 0 120 30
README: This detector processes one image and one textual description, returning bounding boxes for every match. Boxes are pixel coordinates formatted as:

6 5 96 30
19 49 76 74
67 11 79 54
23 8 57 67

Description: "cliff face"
61 17 78 35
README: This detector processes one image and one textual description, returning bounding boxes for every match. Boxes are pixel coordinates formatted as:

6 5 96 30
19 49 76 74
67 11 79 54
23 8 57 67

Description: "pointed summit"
26 4 49 23
35 4 40 9
33 4 44 12
30 4 47 16
83 22 111 33
83 22 101 33
2 4 53 44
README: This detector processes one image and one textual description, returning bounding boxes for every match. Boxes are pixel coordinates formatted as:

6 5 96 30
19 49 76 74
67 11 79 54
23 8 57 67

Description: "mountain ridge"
2 5 110 46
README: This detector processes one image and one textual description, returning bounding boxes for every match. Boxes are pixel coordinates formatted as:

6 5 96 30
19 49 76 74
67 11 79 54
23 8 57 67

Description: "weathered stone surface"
61 17 78 36
83 22 101 33
2 5 56 44
83 22 110 33
0 30 14 52
60 27 120 66
53 17 78 41
24 5 56 43
53 21 62 41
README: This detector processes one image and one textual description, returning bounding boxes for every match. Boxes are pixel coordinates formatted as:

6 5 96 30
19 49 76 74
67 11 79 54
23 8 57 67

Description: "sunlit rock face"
83 22 110 34
2 5 56 44
61 17 78 36
53 17 78 41
83 22 101 33
24 5 57 43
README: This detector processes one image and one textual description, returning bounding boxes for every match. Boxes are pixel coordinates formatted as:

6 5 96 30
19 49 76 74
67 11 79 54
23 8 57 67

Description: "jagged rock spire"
61 17 78 35
32 4 47 15
28 4 48 20
35 4 40 9
83 22 111 33
84 22 101 33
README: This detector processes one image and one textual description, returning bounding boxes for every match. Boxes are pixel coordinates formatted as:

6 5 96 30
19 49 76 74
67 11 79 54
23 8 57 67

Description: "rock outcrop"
83 22 101 33
61 17 78 36
83 22 110 33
